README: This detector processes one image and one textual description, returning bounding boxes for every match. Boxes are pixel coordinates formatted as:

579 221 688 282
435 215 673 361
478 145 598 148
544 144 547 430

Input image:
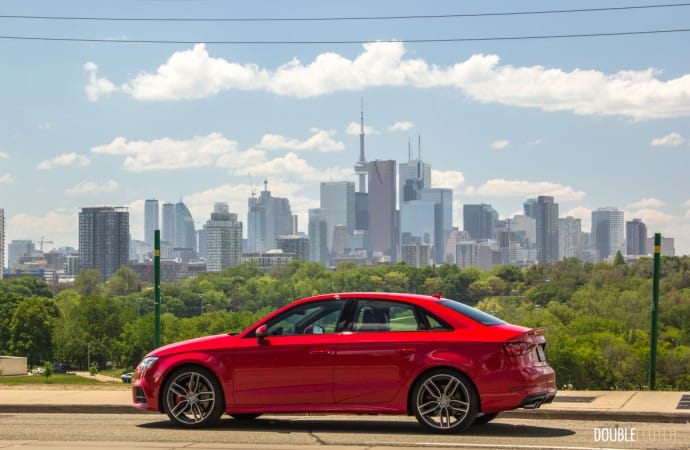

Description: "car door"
233 299 345 405
333 299 440 404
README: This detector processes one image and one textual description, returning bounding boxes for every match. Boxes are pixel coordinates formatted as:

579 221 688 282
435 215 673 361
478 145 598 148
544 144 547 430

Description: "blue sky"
1 0 690 261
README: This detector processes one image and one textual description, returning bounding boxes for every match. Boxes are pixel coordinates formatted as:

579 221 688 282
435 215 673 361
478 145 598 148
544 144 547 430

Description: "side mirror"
256 324 268 345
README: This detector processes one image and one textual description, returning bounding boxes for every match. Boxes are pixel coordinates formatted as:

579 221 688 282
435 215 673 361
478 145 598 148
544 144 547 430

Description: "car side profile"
131 292 556 433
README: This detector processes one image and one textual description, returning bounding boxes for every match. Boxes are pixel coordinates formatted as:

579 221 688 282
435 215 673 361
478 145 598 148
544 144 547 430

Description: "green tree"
9 297 59 366
105 266 142 296
74 269 103 296
613 250 626 266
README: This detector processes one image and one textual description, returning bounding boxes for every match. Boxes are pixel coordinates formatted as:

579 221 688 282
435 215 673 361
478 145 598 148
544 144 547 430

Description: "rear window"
439 299 506 326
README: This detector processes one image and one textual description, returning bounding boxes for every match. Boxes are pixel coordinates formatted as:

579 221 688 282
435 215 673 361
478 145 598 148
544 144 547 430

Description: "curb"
503 409 690 424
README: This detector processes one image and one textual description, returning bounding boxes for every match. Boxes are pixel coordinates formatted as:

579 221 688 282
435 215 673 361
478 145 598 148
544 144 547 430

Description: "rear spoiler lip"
508 327 546 343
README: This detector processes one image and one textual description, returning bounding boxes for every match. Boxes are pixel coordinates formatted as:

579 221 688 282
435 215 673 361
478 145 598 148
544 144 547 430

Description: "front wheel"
411 369 478 433
162 366 224 427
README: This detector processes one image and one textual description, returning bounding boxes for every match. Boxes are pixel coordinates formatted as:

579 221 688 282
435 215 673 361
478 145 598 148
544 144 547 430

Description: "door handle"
397 347 415 355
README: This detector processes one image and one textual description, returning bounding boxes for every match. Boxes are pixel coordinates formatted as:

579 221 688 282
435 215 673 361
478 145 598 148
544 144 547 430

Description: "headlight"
137 356 159 371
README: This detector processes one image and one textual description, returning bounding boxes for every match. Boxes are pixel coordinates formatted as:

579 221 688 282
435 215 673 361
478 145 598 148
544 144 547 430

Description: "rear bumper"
478 365 557 413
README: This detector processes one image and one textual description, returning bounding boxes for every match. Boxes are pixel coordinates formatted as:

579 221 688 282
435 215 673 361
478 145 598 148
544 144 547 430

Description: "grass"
0 374 105 386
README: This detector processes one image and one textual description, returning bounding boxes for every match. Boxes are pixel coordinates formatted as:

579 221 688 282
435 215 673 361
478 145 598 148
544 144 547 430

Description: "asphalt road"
0 413 689 450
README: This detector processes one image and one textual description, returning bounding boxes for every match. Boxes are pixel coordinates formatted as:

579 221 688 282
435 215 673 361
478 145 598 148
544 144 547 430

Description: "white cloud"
65 179 119 196
84 62 116 102
626 198 666 210
7 209 78 248
683 199 690 209
91 133 241 172
0 152 9 159
0 173 14 184
490 139 510 149
465 179 586 201
345 121 380 136
37 152 91 170
94 42 690 119
388 121 415 132
241 151 352 182
528 138 544 146
651 132 686 147
432 169 465 191
257 129 344 152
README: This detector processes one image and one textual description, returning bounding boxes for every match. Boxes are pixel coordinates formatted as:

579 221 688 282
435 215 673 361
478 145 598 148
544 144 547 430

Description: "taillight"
504 341 535 357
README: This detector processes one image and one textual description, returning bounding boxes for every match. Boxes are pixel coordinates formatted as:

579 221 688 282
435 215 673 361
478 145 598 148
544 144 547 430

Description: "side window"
265 300 344 336
388 304 420 332
353 300 423 332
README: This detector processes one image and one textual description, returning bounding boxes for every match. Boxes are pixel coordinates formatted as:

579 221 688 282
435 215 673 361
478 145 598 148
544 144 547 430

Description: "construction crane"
39 236 53 252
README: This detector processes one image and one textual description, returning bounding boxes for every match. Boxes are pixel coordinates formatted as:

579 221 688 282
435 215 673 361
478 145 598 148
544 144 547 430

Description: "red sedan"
132 292 556 433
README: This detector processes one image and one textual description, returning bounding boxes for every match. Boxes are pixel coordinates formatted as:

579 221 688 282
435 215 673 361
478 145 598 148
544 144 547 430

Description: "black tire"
472 412 498 426
411 369 478 433
162 366 224 427
230 414 262 421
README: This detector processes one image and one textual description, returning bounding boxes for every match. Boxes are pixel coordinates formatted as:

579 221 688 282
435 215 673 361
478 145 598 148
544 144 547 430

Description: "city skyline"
1 1 690 261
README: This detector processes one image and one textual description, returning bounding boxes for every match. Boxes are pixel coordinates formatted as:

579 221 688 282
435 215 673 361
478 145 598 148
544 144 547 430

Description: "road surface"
0 412 688 449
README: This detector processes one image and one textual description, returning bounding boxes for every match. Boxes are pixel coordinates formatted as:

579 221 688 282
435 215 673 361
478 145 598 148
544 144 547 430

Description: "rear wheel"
162 366 224 427
411 369 478 433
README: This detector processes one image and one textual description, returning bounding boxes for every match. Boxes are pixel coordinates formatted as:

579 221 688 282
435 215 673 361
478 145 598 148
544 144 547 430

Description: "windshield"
439 299 506 326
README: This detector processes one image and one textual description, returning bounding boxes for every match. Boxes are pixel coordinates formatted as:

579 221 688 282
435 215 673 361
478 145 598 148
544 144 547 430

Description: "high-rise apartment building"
368 160 397 261
626 218 648 255
144 199 159 250
247 180 293 253
204 203 242 272
592 207 625 261
320 181 355 253
78 206 129 280
308 208 329 265
0 208 4 278
525 196 559 264
559 216 582 259
463 204 498 241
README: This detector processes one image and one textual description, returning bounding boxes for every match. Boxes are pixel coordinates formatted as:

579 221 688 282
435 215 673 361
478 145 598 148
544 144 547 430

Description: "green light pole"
649 233 661 390
154 229 161 348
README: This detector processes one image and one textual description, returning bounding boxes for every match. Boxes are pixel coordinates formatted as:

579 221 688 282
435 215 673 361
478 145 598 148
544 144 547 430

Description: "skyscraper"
368 160 397 261
308 208 328 265
0 208 4 278
320 181 355 253
559 216 582 259
626 218 648 256
399 138 431 203
161 202 175 244
592 207 625 260
525 196 559 264
204 202 242 272
247 180 293 253
174 200 196 257
463 204 498 241
144 199 159 250
78 206 129 280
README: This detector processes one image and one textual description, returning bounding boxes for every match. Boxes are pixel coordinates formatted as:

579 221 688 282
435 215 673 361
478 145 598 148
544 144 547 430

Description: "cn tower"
354 99 368 193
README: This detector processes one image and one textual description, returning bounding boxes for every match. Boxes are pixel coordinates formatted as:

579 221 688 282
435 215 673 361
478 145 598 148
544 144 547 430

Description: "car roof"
299 291 444 305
